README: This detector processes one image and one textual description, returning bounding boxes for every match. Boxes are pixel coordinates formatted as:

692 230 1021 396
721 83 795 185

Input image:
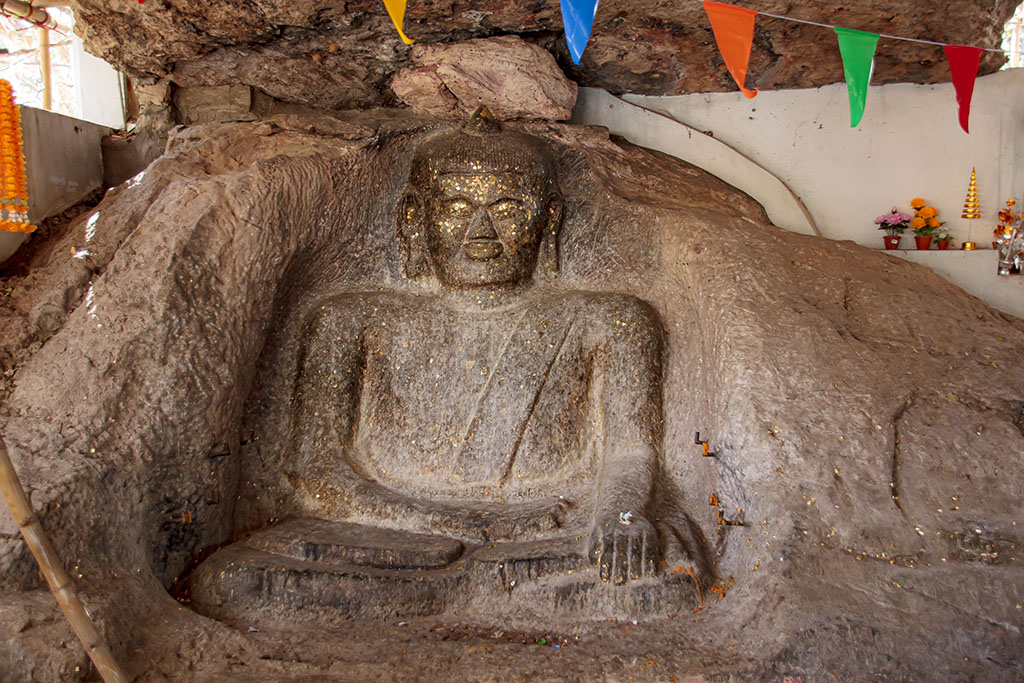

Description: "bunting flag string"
755 10 999 52
834 28 880 127
703 1 759 98
381 0 414 45
697 1 1002 132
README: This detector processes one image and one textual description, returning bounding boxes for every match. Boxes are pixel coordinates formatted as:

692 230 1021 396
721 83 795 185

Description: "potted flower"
909 197 943 250
935 232 954 250
875 206 911 249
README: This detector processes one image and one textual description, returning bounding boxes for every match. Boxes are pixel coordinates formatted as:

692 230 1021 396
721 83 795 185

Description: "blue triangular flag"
560 0 599 64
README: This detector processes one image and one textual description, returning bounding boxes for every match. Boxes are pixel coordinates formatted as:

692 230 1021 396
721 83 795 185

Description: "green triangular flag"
834 27 879 127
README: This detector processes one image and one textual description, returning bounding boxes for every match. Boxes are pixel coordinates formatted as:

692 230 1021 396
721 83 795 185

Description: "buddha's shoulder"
539 290 662 337
542 290 657 320
304 291 432 326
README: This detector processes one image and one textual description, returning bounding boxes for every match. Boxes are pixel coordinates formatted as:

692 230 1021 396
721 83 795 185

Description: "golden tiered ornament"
960 167 980 250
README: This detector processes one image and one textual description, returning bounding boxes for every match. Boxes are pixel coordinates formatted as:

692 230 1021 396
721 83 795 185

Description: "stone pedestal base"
187 518 701 628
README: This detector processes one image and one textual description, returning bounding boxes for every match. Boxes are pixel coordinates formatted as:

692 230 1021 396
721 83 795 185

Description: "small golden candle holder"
961 241 977 250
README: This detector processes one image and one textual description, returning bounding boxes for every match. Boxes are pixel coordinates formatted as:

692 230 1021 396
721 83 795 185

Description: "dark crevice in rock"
710 440 750 560
712 441 751 512
889 391 918 513
841 327 867 345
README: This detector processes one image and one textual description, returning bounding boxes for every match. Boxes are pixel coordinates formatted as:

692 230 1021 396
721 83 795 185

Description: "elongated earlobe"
398 193 429 279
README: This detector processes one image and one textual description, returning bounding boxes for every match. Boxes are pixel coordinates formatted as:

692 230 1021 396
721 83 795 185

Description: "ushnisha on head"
398 107 563 289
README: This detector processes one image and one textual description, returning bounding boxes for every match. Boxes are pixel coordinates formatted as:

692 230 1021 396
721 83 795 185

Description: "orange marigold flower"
910 197 926 209
927 217 940 228
910 217 926 229
919 206 938 218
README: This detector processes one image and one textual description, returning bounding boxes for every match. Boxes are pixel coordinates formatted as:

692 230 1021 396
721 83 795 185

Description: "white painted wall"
626 69 1024 250
573 89 819 237
71 35 125 129
595 70 1024 319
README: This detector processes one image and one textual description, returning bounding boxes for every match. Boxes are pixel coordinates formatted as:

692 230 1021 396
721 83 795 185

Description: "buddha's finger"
599 533 613 583
613 532 629 584
627 531 643 581
588 531 602 564
641 535 657 577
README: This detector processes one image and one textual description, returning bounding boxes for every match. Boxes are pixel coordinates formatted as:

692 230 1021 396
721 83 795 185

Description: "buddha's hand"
588 512 660 584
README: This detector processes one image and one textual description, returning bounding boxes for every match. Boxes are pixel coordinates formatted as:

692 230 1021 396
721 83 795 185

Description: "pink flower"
876 206 911 234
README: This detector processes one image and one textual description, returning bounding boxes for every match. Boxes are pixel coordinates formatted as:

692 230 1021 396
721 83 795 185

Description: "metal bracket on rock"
709 491 745 526
694 431 717 458
716 509 745 526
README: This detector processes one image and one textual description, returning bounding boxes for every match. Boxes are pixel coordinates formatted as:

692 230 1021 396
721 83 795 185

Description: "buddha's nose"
465 211 499 242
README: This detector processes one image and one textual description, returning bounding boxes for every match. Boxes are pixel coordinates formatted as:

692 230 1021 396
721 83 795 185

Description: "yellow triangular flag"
382 0 414 45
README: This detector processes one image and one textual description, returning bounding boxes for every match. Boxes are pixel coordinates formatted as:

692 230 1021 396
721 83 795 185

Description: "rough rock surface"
68 0 1015 110
0 112 1022 681
173 85 257 125
392 36 578 119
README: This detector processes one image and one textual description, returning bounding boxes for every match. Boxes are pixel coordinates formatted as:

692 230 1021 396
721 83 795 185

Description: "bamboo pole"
0 0 57 29
38 27 51 111
0 436 128 683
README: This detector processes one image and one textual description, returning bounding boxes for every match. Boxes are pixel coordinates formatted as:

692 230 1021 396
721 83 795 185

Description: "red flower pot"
883 235 901 250
914 235 933 250
936 240 950 250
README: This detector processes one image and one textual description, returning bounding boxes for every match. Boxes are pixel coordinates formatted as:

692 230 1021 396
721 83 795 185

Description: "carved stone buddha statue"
188 111 708 625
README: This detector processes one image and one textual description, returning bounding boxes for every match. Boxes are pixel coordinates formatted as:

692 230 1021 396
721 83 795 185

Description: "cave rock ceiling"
72 0 1017 110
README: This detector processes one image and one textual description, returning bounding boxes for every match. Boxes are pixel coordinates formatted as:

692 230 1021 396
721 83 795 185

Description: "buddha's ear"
397 192 429 279
538 191 563 276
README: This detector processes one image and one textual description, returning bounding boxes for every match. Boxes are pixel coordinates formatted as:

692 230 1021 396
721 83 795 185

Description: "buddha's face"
419 169 557 289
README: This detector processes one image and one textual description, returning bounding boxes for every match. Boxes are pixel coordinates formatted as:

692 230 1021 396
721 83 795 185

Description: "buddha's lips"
463 240 503 261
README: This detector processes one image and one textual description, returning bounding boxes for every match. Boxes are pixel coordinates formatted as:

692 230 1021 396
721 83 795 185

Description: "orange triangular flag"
703 0 759 98
381 0 414 45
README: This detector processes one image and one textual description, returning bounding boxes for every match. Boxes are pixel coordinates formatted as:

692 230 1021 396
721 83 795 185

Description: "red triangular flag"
703 0 759 98
944 44 984 134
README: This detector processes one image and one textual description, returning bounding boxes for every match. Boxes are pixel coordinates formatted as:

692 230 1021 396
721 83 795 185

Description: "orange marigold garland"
0 80 34 233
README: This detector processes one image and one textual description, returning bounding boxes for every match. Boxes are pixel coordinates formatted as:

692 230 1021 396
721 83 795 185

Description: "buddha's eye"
488 198 525 222
439 198 473 219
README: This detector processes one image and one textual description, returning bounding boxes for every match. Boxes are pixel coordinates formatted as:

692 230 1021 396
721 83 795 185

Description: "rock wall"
0 113 1022 680
68 0 1014 113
